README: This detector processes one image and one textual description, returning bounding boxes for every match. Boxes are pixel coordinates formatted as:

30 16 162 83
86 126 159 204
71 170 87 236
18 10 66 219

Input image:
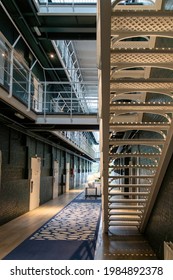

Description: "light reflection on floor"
95 221 157 260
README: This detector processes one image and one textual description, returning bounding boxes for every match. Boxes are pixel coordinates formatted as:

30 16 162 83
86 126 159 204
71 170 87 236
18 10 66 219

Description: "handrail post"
43 81 47 121
27 59 38 111
70 82 73 122
8 35 21 98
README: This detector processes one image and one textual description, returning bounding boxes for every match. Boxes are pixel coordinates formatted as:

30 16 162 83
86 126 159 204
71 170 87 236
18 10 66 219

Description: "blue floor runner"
4 193 101 260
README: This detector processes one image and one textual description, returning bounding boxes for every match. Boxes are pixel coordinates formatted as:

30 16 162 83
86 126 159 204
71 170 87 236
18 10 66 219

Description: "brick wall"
0 122 91 225
0 180 29 226
145 155 173 259
40 177 53 204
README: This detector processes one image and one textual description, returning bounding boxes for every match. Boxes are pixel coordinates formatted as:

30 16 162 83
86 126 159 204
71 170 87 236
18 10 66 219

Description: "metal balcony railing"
55 40 89 113
0 33 98 159
59 131 97 158
34 0 97 15
0 34 98 115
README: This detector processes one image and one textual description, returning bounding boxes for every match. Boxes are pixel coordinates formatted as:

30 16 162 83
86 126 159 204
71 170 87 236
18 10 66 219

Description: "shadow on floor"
95 225 157 260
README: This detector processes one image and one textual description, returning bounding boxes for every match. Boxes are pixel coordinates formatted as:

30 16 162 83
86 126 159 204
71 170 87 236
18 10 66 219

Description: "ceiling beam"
28 124 99 131
39 27 96 33
36 114 98 126
38 29 96 40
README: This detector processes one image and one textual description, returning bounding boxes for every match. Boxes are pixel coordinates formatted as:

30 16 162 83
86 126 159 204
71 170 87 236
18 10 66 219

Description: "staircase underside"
98 0 173 233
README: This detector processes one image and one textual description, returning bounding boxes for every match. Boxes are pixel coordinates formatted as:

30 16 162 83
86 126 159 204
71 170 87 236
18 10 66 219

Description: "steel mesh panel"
112 41 150 49
111 17 173 32
111 53 173 64
110 82 173 90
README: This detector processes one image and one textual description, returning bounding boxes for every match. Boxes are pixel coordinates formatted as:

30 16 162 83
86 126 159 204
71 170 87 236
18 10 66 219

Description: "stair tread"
109 221 140 226
109 175 154 178
109 211 143 215
109 198 147 203
109 205 145 209
109 216 141 221
109 192 149 196
109 184 151 187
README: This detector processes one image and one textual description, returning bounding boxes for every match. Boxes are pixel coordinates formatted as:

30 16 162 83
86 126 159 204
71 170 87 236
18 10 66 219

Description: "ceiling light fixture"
33 26 41 36
15 112 25 119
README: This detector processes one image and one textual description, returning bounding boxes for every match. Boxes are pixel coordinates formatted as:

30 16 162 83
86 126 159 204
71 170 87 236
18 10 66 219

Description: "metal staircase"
98 0 173 233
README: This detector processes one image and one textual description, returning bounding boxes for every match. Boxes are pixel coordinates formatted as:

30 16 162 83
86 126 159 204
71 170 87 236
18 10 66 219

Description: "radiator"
164 241 173 260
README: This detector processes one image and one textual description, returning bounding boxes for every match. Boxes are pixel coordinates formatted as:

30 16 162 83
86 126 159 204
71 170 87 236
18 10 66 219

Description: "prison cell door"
29 157 41 210
66 162 70 192
53 160 59 199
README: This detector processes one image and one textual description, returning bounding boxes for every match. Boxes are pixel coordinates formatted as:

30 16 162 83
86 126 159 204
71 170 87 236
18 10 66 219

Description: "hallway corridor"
0 190 156 260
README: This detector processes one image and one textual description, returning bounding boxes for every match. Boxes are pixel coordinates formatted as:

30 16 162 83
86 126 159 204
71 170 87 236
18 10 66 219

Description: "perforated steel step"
109 216 141 221
109 198 147 203
108 192 149 196
109 221 140 226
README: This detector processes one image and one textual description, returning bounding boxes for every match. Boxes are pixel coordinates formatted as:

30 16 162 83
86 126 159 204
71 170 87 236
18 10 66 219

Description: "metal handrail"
0 34 98 158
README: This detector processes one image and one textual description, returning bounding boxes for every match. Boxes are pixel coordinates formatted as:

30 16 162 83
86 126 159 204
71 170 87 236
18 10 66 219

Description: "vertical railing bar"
43 69 47 121
70 81 73 121
27 59 38 111
8 35 21 98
